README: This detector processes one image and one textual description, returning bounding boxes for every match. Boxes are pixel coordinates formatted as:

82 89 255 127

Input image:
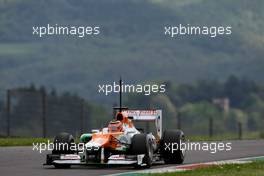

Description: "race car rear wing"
122 110 162 138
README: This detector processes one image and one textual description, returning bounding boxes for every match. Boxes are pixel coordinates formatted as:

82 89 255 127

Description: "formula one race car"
45 80 186 168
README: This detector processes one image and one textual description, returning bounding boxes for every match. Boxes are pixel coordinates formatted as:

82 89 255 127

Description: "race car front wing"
45 153 146 166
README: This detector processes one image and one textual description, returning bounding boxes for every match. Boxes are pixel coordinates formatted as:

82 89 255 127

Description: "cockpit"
108 120 123 132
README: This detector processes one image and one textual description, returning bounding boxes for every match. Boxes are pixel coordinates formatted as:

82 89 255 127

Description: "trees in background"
126 75 264 136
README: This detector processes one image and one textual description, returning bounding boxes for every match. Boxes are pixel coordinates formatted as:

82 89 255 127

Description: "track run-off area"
0 140 263 176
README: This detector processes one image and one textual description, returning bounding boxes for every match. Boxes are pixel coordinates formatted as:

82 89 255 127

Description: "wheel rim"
146 140 153 166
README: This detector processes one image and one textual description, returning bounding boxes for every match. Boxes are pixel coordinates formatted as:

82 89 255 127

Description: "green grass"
0 132 262 146
188 132 261 141
0 43 40 56
142 161 264 176
0 138 50 146
0 137 82 146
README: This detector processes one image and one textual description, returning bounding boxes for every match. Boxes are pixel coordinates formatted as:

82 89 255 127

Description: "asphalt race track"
0 140 263 176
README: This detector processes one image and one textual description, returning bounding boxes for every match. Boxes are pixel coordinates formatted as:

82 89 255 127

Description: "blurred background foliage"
126 76 264 137
0 0 264 138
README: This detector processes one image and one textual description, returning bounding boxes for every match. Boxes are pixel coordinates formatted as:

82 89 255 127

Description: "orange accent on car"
90 111 136 149
91 132 123 149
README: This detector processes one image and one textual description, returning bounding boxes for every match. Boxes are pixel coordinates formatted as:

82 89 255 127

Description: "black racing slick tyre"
52 132 75 154
161 130 185 164
131 134 153 168
52 132 75 169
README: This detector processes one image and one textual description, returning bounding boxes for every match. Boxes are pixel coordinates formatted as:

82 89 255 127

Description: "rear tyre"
131 134 153 168
161 130 185 164
52 132 75 168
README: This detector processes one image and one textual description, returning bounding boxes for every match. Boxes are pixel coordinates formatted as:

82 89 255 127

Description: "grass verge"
143 161 264 176
0 132 262 146
0 138 50 146
188 132 261 141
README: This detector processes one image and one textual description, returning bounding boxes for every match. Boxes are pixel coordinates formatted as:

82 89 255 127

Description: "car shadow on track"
43 163 167 171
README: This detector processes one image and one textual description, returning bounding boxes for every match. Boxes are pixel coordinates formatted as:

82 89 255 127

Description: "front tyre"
131 134 153 168
52 132 75 154
52 132 75 168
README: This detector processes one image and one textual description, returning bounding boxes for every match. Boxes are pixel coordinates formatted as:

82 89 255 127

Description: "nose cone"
86 133 111 148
